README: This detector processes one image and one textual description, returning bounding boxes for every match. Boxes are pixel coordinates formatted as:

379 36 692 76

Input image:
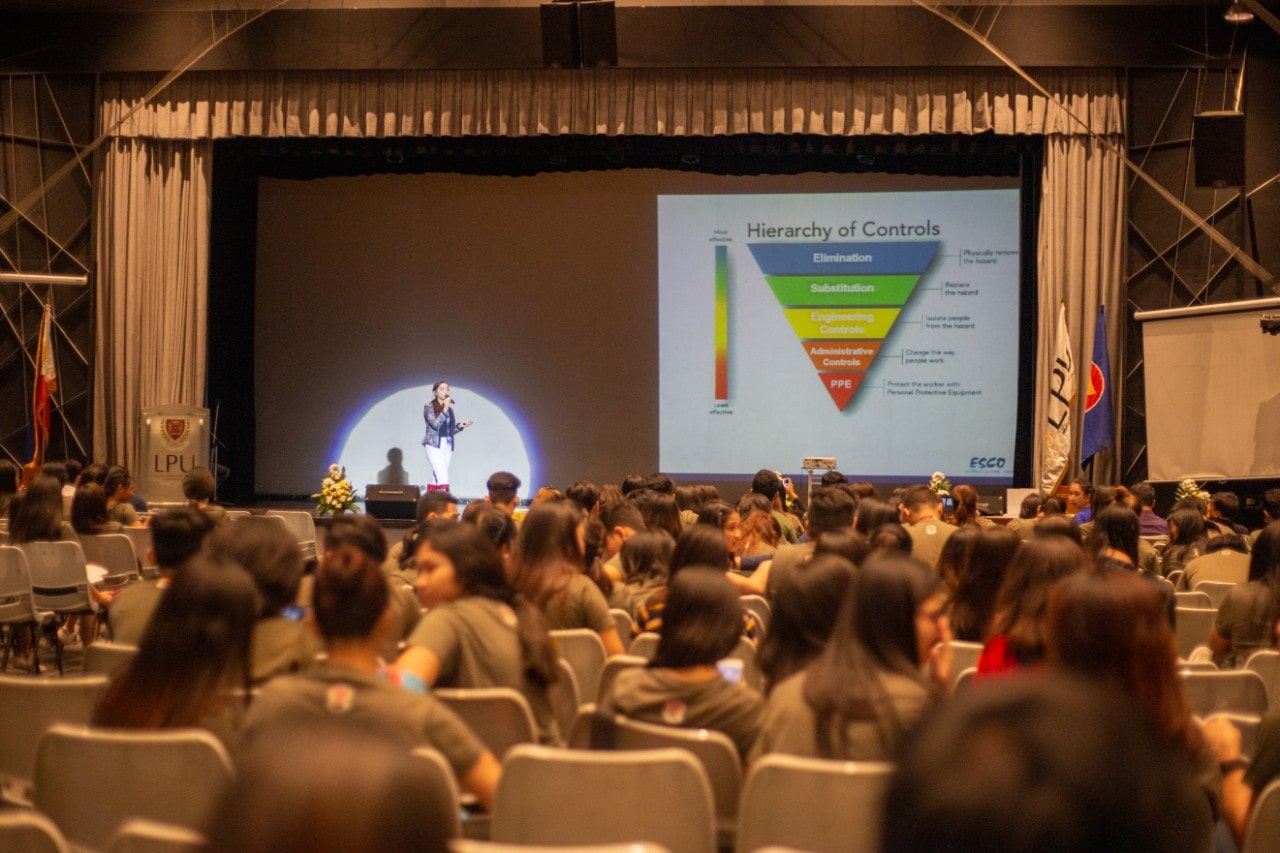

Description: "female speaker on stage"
422 381 471 491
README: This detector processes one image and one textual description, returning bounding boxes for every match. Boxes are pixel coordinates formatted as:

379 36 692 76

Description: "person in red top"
978 535 1087 676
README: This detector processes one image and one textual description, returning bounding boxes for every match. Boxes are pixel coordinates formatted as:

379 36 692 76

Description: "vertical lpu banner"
137 405 210 505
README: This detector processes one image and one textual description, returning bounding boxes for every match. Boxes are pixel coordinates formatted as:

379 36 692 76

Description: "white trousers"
424 443 452 485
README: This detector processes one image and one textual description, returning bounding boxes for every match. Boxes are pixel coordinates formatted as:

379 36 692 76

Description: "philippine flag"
1081 304 1114 464
30 302 57 465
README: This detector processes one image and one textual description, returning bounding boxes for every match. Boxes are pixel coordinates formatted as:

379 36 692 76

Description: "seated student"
597 568 764 760
750 553 951 763
382 490 460 576
92 554 258 750
746 487 856 599
1130 481 1169 536
1209 491 1250 538
0 458 18 518
103 465 144 527
395 519 562 743
485 471 522 516
1210 522 1280 668
1163 505 1210 577
182 467 228 524
618 529 675 620
1046 570 1219 816
208 718 455 853
204 517 321 683
242 543 502 810
1006 493 1043 540
316 514 420 662
1179 533 1250 590
884 675 1211 853
69 483 122 536
978 536 1088 675
636 524 760 640
757 553 857 694
510 500 626 656
749 469 801 544
598 501 646 583
1251 489 1280 548
108 507 216 645
900 484 958 569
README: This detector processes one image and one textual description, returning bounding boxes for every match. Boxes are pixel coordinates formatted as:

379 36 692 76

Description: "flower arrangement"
1175 478 1211 502
312 464 359 516
928 471 953 496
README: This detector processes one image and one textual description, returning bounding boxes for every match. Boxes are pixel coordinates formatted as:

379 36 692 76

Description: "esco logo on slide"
969 456 1007 470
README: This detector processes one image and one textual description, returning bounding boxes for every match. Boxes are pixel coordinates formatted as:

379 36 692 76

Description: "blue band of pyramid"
748 242 939 276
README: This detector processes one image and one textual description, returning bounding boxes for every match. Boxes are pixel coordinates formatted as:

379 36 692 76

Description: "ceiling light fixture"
1224 1 1255 24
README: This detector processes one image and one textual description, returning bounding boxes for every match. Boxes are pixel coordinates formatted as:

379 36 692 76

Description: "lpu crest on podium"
137 405 209 507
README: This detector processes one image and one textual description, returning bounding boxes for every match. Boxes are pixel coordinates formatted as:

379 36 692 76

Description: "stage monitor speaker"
541 2 579 68
1194 111 1246 188
365 484 421 520
578 1 617 67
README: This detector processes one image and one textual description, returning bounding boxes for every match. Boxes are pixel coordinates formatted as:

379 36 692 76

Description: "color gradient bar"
715 245 728 400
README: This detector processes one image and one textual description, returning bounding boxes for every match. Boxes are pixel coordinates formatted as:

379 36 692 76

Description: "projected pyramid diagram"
748 242 940 410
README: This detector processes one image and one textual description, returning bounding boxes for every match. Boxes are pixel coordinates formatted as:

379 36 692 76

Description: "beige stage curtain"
96 67 1124 481
93 138 210 466
101 68 1124 140
1033 133 1127 488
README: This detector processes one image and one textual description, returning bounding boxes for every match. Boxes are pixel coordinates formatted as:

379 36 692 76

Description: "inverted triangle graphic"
748 242 940 410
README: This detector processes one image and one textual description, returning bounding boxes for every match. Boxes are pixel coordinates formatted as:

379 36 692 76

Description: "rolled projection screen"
1138 297 1280 481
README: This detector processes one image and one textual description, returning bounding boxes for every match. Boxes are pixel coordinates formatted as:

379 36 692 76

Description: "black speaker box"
579 1 618 67
1194 111 1246 188
365 484 421 520
541 3 579 69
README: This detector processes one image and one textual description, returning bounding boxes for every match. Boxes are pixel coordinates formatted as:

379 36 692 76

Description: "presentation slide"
658 190 1021 485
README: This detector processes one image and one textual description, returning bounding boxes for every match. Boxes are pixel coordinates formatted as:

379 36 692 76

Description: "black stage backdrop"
207 133 1041 505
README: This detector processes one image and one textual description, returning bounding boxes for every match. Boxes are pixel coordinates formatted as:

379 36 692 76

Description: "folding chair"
949 641 983 686
1193 580 1236 609
1181 669 1268 717
432 687 539 759
265 510 318 562
82 642 139 679
551 629 608 704
0 810 68 853
1174 606 1217 660
106 819 206 853
492 745 716 853
0 675 108 805
1243 778 1280 853
610 609 635 652
1175 590 1213 608
0 546 57 675
78 533 142 590
119 527 157 578
1247 649 1280 711
739 595 771 634
630 632 661 660
548 657 581 741
21 540 101 670
409 747 464 839
593 714 742 847
596 655 648 705
736 753 893 853
33 723 233 852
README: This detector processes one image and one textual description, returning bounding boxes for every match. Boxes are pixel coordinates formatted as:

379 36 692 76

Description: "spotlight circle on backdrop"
336 384 533 502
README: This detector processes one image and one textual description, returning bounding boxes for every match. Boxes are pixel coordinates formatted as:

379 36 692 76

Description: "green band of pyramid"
766 275 919 306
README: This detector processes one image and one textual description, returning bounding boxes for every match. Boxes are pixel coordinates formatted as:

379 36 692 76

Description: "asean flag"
1081 304 1114 464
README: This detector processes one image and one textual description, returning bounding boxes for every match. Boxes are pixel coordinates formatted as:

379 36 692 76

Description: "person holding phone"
422 381 472 492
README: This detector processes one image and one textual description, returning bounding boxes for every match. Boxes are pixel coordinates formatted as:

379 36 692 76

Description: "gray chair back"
0 674 107 804
33 723 233 852
736 754 893 853
550 629 608 704
79 533 142 588
1174 606 1217 659
432 687 538 760
492 745 715 853
1181 669 1269 717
